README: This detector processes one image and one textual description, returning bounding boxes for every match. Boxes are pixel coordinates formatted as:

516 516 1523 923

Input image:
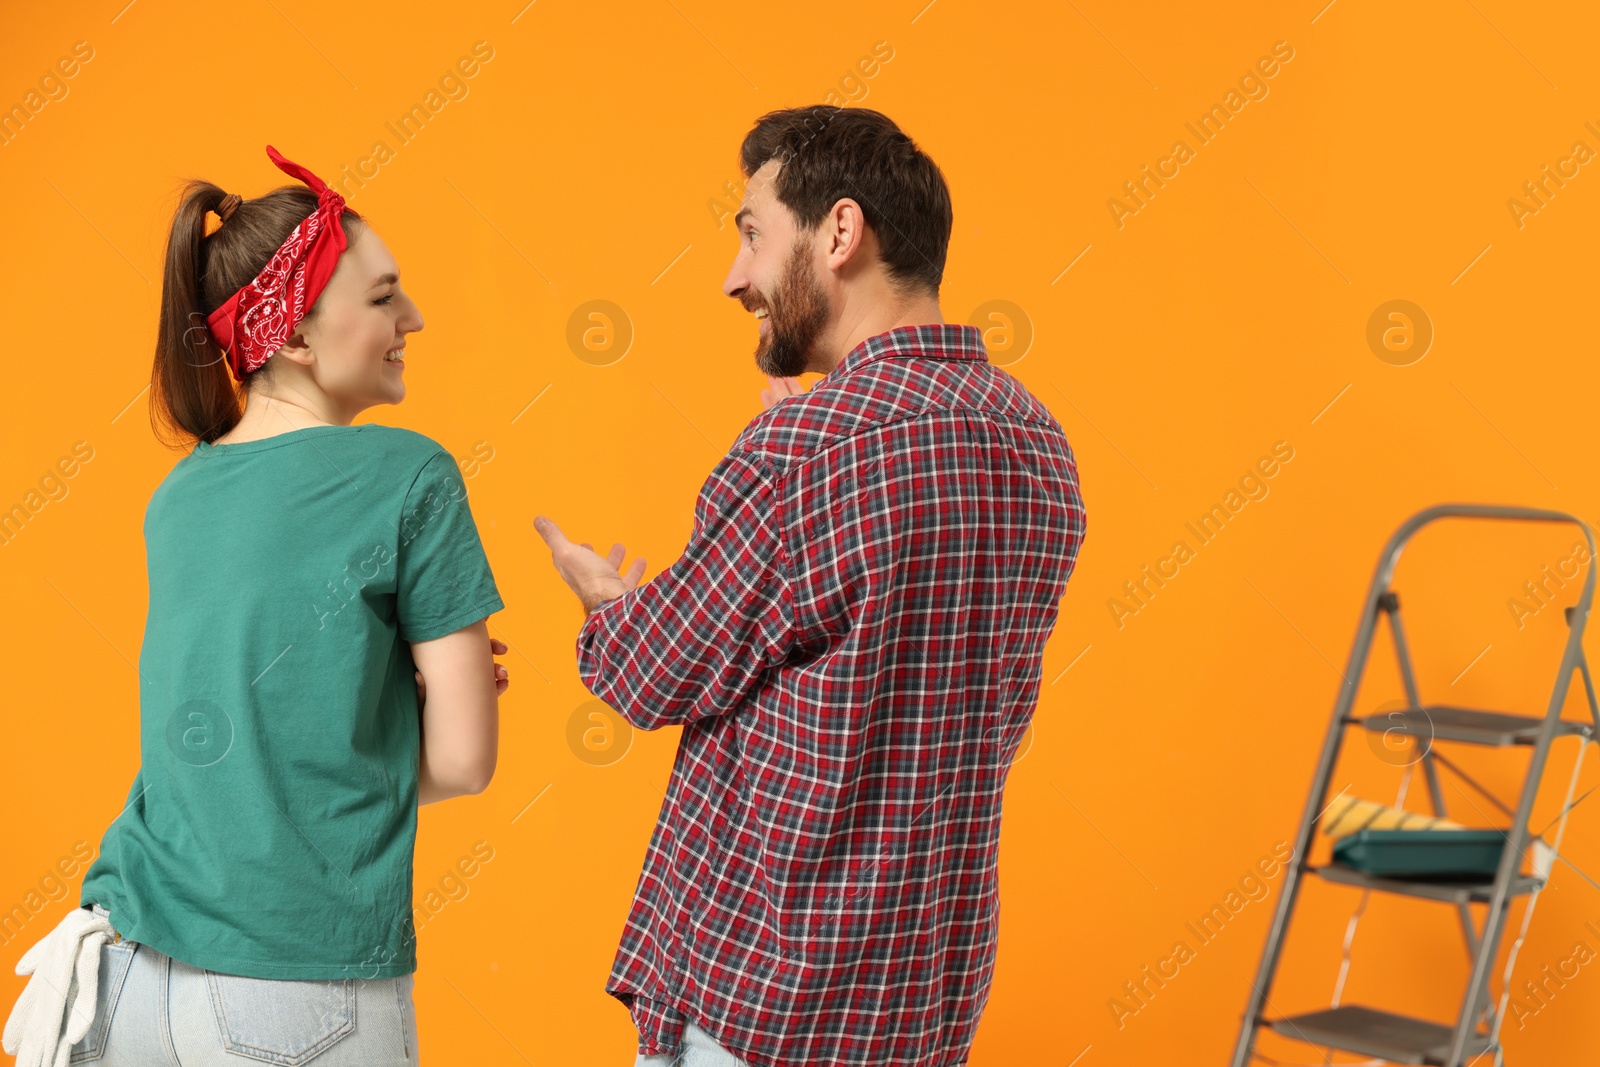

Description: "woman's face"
293 223 423 413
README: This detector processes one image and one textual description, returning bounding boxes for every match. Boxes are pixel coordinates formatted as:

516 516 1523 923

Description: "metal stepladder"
1230 504 1600 1067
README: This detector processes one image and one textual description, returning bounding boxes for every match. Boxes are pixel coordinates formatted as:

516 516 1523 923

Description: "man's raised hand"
533 516 647 615
760 375 807 410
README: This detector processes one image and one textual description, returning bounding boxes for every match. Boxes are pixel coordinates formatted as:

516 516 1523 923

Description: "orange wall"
2 1 1599 1062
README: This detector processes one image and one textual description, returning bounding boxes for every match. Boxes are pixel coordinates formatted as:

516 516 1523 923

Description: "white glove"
2 907 117 1067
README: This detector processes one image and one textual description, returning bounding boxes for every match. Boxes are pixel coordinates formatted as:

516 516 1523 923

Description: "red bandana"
206 146 349 381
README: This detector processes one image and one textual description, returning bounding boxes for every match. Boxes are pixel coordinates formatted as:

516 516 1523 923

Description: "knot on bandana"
205 146 349 381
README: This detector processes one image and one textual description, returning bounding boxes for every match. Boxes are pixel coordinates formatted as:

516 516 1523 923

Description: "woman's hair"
151 182 362 448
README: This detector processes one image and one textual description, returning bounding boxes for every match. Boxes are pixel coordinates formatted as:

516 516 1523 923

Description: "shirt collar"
821 323 988 384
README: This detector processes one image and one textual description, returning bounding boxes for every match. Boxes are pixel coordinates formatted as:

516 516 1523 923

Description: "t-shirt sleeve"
395 450 504 643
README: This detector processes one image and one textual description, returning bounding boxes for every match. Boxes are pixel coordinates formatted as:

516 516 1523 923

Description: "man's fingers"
490 638 507 654
622 557 647 588
533 516 568 549
607 543 627 569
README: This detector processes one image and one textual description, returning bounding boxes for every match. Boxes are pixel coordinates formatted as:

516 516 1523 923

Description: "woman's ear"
272 330 317 368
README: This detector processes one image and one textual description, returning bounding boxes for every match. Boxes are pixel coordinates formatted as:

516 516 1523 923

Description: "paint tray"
1331 829 1510 878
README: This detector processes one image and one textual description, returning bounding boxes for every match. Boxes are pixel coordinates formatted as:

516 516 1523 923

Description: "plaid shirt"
576 323 1086 1066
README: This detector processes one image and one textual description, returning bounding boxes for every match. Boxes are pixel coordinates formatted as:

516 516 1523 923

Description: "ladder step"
1356 705 1590 746
1310 860 1544 904
1266 1005 1493 1064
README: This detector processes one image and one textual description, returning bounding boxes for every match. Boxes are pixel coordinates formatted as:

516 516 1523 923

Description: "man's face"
722 159 832 378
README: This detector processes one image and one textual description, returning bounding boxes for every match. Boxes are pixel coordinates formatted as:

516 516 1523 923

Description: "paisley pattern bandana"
205 146 349 381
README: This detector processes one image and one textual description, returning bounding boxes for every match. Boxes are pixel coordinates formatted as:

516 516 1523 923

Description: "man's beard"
746 239 830 378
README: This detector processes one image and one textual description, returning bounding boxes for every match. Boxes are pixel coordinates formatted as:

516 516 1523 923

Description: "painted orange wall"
2 0 1597 1062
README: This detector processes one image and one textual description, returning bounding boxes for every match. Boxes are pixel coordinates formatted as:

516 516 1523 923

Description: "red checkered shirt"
576 323 1086 1066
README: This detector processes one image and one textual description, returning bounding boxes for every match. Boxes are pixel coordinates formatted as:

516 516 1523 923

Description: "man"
535 105 1087 1067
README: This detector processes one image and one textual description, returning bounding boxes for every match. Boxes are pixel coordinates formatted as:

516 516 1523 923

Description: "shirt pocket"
67 941 136 1064
202 971 355 1065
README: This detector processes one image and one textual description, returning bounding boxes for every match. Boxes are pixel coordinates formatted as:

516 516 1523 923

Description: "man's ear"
825 197 870 271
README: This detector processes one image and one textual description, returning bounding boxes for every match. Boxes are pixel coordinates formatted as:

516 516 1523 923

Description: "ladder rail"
1230 503 1595 1067
1393 600 1497 1029
1446 524 1594 1061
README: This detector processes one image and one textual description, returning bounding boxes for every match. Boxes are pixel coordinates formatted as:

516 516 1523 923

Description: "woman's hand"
416 636 508 709
489 637 509 695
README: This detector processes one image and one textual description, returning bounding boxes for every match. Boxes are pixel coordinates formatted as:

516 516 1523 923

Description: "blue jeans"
633 1019 751 1067
68 903 418 1065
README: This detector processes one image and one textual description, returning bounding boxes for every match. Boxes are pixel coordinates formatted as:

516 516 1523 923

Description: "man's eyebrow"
370 272 399 287
734 208 754 228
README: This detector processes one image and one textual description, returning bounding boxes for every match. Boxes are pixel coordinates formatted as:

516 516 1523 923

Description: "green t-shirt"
81 424 504 979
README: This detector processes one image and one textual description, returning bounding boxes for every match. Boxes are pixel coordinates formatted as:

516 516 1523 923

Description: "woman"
4 146 506 1066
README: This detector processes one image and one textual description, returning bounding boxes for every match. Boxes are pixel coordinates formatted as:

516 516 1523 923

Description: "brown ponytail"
151 181 362 448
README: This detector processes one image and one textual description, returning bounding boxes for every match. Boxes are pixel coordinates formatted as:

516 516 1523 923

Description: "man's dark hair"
739 106 952 295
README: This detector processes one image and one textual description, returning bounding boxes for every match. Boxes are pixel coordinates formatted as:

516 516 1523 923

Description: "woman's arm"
411 620 504 805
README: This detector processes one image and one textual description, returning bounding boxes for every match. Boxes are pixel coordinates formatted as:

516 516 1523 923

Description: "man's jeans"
633 1019 751 1066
